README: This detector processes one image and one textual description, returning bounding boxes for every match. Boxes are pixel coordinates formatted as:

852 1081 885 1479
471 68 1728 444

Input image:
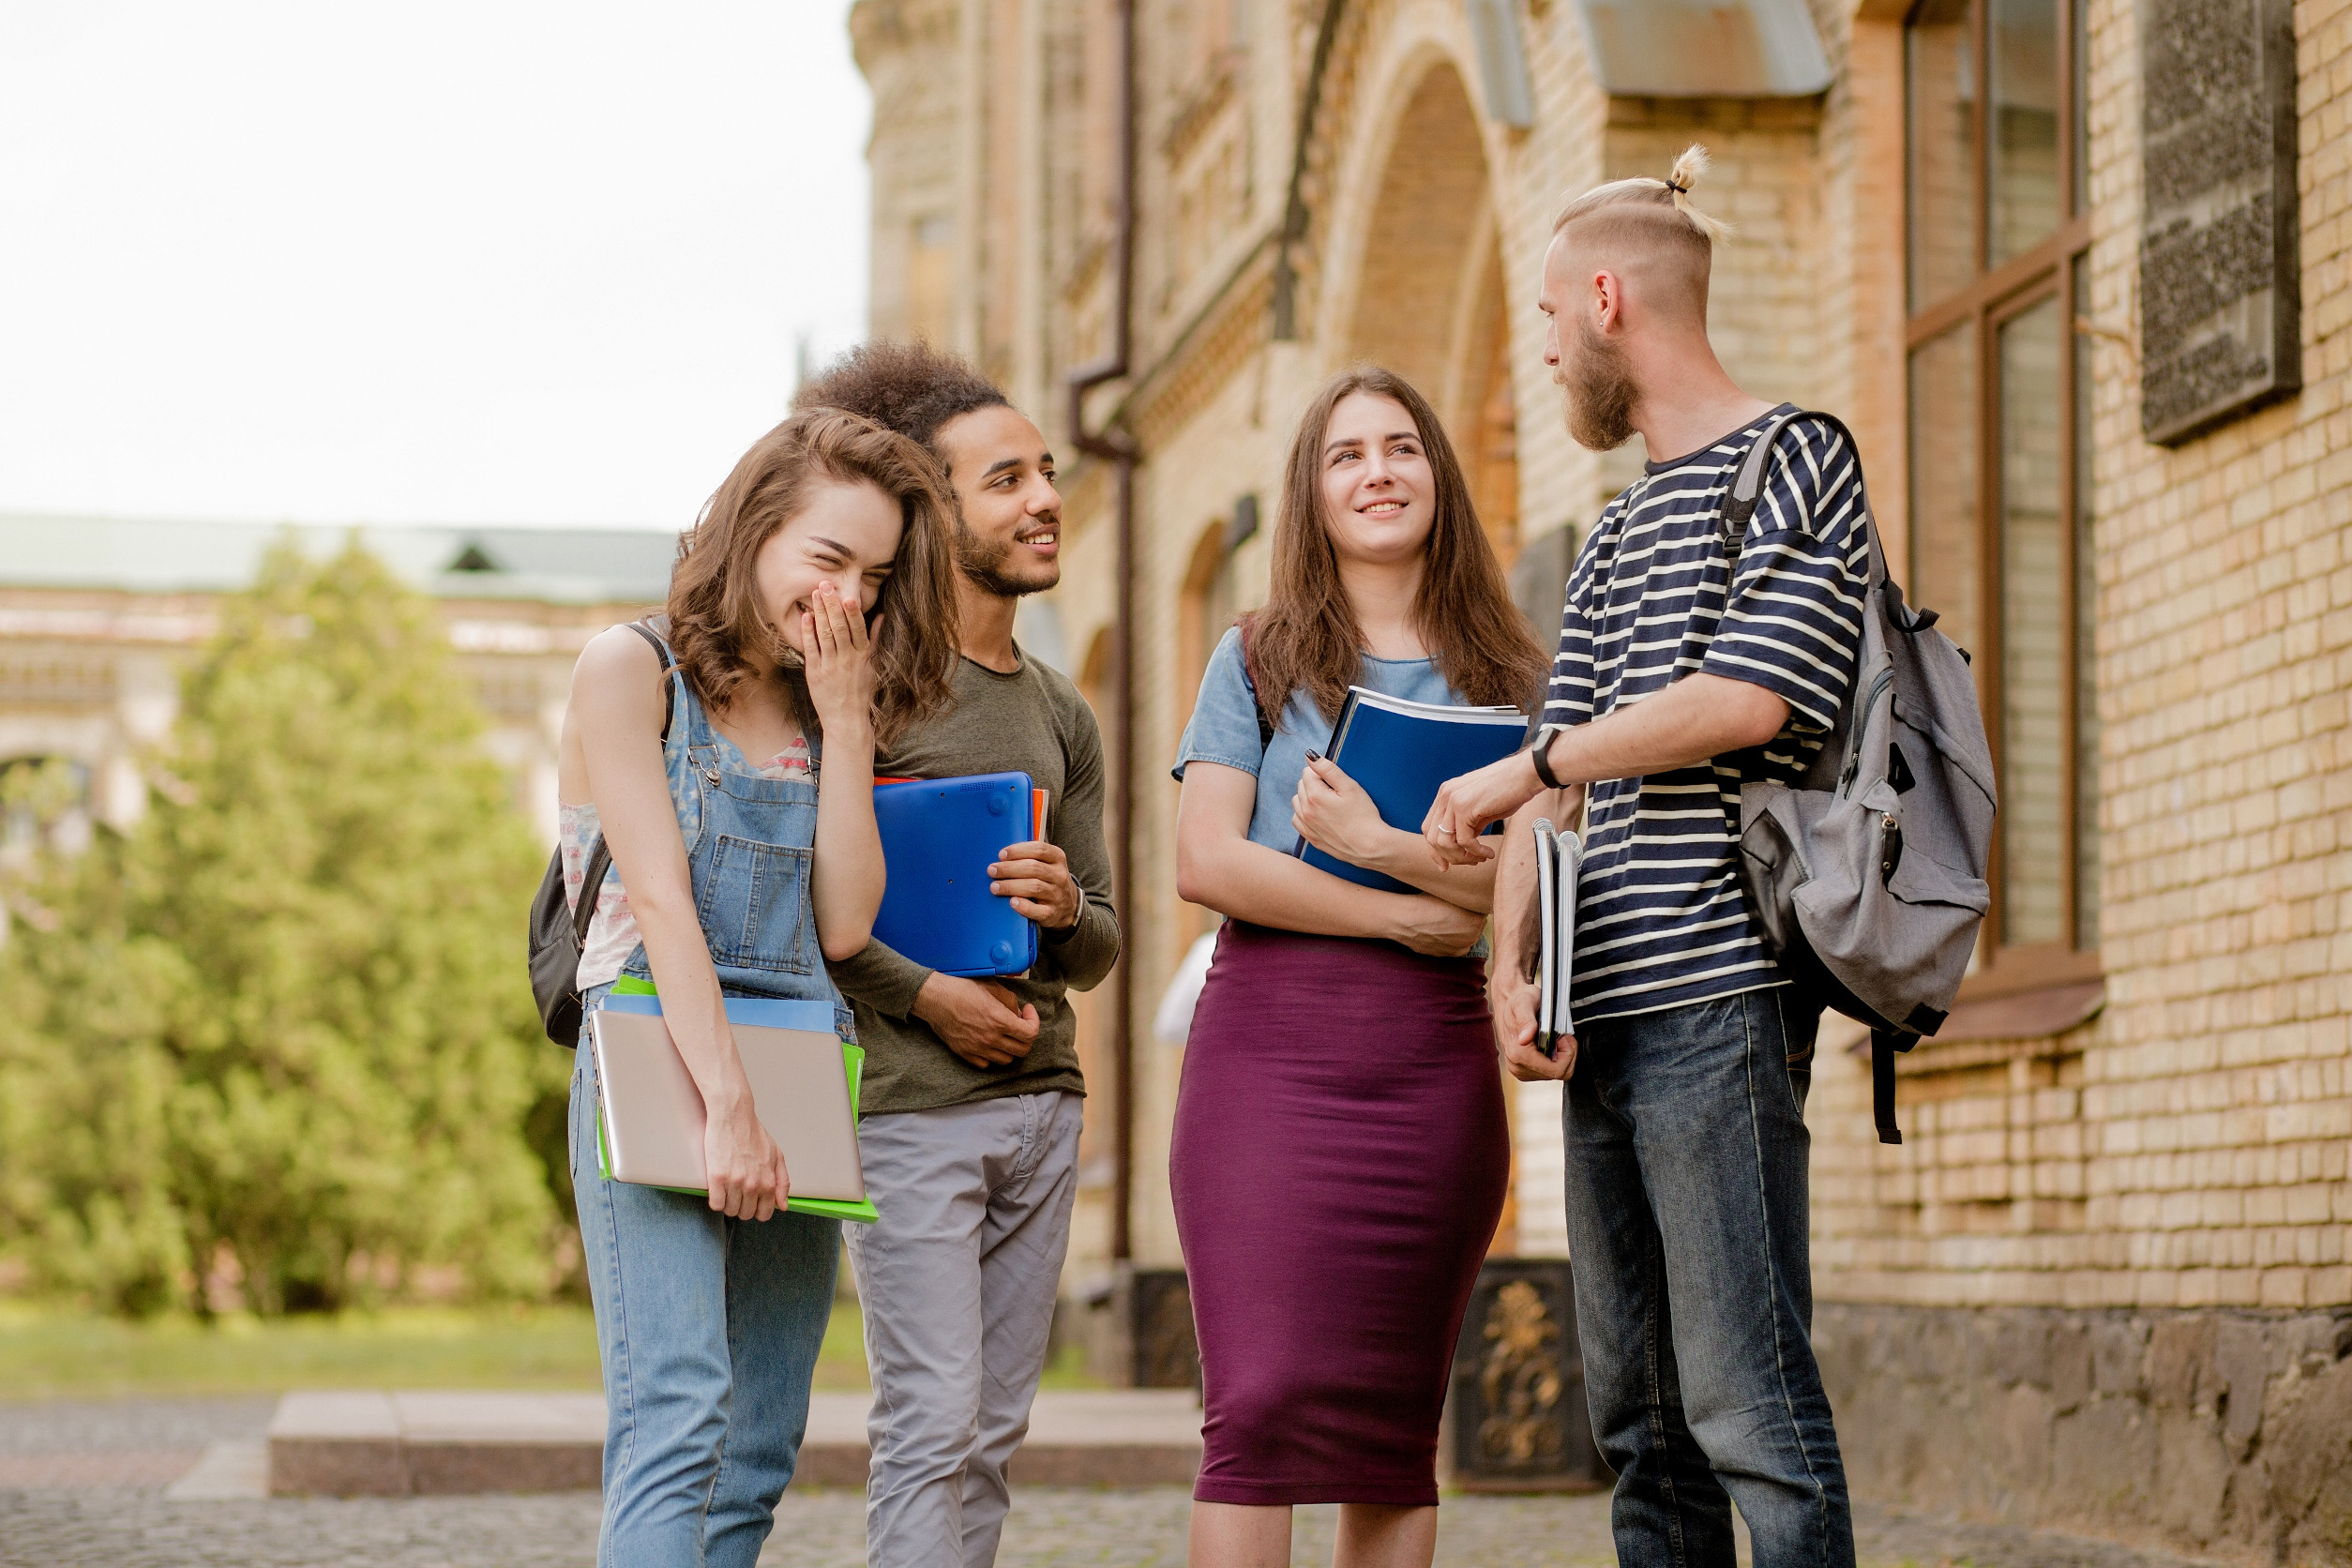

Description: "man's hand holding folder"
987 838 1082 928
912 836 1076 1068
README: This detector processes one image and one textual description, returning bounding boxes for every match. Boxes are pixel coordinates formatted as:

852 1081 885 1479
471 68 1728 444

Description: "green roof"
0 516 681 607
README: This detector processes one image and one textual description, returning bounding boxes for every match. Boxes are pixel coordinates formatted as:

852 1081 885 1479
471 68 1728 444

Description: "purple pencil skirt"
1169 919 1511 1507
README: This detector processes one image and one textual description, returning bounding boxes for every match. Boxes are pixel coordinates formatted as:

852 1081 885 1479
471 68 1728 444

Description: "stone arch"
1310 42 1522 563
1077 625 1114 722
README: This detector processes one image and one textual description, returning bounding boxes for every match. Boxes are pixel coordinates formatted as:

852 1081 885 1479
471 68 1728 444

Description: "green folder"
596 975 880 1224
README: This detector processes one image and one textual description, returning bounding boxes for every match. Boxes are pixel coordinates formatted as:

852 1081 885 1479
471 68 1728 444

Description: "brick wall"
1793 0 2352 1557
854 0 2352 1545
1807 0 2352 1324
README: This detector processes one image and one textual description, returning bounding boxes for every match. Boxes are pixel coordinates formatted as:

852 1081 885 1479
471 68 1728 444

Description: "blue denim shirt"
1172 626 1482 853
617 639 856 1043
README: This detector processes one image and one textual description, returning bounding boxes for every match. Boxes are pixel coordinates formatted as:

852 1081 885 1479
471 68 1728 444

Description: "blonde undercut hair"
1550 145 1730 323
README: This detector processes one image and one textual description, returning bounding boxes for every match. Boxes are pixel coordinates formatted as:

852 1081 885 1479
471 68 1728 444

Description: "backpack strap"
1872 1027 1918 1145
571 837 611 953
1717 408 1804 566
1721 409 1890 600
1237 614 1276 754
623 618 677 743
573 619 679 942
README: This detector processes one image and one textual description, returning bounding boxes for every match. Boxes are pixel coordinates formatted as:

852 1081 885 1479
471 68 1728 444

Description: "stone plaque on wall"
2138 0 2299 445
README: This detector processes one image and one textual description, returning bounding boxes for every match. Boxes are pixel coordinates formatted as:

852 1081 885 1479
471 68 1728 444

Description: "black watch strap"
1529 726 1565 791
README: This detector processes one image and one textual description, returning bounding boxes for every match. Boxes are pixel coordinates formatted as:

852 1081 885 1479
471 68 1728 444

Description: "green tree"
0 540 565 1315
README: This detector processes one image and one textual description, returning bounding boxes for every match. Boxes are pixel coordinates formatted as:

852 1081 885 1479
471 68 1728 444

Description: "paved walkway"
0 1398 2233 1568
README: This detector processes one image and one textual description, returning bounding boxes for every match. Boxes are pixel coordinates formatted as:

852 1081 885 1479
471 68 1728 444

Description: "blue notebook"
873 772 1041 977
1293 686 1530 894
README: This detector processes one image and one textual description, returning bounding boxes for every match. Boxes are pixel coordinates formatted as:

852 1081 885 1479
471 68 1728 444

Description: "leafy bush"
0 541 565 1315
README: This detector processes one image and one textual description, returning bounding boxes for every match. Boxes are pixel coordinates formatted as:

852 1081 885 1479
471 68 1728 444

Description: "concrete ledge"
166 1441 269 1500
268 1387 1202 1496
1008 1392 1203 1487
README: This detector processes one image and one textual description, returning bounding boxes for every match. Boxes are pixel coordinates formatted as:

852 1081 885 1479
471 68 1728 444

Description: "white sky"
0 0 870 531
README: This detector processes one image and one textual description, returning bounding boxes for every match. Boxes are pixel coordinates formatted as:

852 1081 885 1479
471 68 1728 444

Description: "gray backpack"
1720 411 1998 1145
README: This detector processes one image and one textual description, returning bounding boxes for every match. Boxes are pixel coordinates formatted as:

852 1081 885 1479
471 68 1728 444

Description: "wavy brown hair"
1246 366 1548 728
666 408 960 747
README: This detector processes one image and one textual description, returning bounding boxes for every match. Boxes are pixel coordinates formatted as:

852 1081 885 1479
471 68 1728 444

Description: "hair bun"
1664 143 1711 200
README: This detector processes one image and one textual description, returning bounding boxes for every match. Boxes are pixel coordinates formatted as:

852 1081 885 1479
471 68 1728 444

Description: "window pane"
1998 295 2064 947
2073 268 2100 949
1908 322 1981 657
1907 0 1977 310
1989 0 2059 263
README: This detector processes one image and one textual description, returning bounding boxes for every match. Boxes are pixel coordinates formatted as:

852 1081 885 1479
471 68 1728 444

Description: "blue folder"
1293 687 1530 894
873 772 1040 977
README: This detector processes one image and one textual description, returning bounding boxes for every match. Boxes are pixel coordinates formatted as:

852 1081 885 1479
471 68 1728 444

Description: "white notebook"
591 1003 866 1201
1531 818 1580 1056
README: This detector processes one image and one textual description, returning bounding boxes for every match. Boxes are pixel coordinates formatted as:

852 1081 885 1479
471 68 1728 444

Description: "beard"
1562 314 1640 451
955 520 1058 598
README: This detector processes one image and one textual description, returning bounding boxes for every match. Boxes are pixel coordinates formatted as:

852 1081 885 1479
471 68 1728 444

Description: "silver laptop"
591 1008 867 1201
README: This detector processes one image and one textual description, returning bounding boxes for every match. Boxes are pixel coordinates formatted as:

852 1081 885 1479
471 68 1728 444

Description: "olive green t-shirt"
826 646 1120 1114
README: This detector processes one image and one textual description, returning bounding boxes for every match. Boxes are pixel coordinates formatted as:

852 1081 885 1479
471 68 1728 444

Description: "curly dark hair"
792 339 1010 461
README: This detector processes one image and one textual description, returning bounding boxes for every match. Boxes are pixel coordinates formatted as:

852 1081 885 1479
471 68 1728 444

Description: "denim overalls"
567 636 848 1568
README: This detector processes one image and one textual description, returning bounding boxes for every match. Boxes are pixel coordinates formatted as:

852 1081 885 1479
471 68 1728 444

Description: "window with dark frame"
1904 0 2100 997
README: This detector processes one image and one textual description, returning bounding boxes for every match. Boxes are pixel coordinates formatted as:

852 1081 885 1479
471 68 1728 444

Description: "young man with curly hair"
792 342 1121 1568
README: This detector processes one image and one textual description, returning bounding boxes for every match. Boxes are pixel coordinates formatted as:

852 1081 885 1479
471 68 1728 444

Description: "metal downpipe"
1065 0 1137 1265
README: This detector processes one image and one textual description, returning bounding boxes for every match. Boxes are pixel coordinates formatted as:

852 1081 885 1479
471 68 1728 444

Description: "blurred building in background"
854 0 2352 1553
0 518 678 859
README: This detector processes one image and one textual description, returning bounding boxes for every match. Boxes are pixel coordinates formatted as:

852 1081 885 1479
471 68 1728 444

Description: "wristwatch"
1528 724 1567 791
1044 884 1087 942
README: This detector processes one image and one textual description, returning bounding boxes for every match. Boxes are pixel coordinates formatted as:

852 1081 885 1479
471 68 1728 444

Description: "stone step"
266 1388 1203 1496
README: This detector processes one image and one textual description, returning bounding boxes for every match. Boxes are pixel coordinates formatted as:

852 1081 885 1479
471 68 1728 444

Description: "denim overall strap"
621 636 854 1040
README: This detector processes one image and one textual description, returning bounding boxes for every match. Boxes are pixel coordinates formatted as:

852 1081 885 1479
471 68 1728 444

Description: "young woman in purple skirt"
1170 366 1550 1568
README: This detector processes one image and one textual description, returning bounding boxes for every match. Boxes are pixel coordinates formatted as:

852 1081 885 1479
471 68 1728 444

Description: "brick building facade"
849 0 2352 1556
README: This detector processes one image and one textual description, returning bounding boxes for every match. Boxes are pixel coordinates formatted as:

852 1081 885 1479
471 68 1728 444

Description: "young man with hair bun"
792 343 1120 1568
1426 146 1866 1568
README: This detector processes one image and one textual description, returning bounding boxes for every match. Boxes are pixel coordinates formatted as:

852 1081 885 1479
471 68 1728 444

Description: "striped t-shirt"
1548 405 1869 1023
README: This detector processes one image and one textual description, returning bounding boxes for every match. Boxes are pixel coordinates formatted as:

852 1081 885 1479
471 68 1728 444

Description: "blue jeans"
1561 988 1853 1568
570 1023 841 1568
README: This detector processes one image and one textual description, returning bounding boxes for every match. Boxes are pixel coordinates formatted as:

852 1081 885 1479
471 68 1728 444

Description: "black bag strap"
624 618 677 742
1871 1027 1918 1145
570 837 611 952
1237 613 1275 754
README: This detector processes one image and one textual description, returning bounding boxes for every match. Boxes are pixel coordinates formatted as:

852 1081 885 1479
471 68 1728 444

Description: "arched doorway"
1328 59 1527 1257
1341 62 1519 565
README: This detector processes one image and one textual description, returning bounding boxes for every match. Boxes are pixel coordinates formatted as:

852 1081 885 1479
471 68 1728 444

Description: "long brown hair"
1247 366 1548 728
666 408 960 747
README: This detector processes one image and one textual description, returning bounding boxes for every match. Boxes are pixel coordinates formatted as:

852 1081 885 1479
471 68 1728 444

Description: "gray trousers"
845 1091 1082 1568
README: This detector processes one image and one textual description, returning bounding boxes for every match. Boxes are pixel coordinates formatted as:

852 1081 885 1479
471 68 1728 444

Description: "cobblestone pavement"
0 1399 2234 1568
